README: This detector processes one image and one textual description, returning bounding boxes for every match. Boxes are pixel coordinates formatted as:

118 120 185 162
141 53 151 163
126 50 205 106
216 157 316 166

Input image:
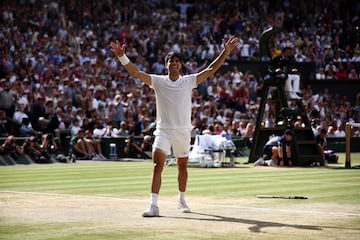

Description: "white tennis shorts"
153 128 191 158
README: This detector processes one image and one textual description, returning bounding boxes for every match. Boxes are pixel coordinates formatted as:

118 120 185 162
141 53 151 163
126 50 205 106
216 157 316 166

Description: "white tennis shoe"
142 204 159 217
178 199 191 213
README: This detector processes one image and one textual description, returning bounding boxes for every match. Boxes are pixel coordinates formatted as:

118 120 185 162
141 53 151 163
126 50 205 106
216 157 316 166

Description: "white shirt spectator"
315 68 326 80
334 127 346 137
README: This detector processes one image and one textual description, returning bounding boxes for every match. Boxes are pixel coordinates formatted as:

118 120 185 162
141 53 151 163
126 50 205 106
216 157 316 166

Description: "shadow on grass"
164 212 360 233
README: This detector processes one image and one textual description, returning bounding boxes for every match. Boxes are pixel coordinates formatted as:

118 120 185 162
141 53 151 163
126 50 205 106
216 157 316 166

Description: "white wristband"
117 54 130 65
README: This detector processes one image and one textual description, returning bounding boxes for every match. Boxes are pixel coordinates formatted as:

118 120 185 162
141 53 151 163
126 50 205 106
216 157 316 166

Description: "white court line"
1 190 359 217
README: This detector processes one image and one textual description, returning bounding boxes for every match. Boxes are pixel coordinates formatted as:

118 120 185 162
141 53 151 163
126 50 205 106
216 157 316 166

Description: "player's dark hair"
164 52 182 64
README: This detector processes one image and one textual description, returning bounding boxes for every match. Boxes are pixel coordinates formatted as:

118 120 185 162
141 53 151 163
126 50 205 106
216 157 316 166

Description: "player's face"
167 57 182 72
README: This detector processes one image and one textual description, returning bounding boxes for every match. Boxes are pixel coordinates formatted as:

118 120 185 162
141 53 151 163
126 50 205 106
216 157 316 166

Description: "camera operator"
0 135 23 159
41 133 67 162
124 135 143 158
22 136 52 163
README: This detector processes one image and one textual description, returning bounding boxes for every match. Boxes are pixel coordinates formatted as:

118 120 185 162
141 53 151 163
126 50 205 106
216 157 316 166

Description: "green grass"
0 153 359 240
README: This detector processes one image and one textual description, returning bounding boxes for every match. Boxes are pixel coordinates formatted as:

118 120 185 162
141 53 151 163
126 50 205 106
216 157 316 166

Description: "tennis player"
110 36 239 217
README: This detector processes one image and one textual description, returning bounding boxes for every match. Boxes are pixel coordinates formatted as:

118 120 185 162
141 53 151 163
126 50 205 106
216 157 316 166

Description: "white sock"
150 193 158 206
179 191 185 201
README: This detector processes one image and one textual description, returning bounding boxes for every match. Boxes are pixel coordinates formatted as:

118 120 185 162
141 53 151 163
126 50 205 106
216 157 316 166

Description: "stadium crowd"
0 0 360 158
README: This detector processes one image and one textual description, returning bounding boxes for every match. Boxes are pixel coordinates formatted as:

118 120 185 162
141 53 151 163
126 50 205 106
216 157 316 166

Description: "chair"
188 134 235 167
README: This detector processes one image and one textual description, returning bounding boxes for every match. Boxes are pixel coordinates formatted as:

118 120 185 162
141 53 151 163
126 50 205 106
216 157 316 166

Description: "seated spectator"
0 135 23 159
19 117 37 137
352 50 360 62
117 121 129 136
334 124 346 137
102 121 119 137
315 67 326 80
325 61 337 79
0 110 8 137
70 129 94 160
348 67 359 80
335 62 348 80
70 118 82 136
93 120 106 138
0 79 16 118
84 130 106 160
81 117 94 132
29 96 46 132
327 126 336 137
12 103 29 125
47 107 69 144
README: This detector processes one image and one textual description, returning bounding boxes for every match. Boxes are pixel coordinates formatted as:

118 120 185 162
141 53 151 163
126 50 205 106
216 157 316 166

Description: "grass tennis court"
1 153 360 240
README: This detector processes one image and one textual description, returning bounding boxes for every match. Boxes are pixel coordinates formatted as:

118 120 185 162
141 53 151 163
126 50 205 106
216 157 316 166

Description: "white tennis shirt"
150 74 197 130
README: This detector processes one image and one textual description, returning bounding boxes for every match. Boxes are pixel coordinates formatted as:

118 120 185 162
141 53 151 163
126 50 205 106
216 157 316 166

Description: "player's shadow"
164 211 357 233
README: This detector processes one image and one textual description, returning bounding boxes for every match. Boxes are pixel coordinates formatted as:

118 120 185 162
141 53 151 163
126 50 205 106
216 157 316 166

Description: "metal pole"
345 122 351 168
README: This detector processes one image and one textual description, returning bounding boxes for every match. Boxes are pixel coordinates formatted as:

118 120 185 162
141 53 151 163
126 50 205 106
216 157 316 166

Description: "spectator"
335 63 348 80
334 124 346 137
70 118 82 136
151 56 166 74
19 118 37 137
0 110 8 137
315 67 326 80
12 103 29 125
113 93 127 129
325 61 337 79
105 102 119 128
101 121 119 137
70 129 94 160
117 121 130 136
351 50 360 62
93 120 106 138
0 79 16 118
84 130 106 160
46 107 67 135
29 96 46 132
348 67 359 80
327 126 336 137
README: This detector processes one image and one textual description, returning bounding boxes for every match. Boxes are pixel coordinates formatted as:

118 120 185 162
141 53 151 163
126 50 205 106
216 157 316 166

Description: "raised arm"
110 40 152 85
196 36 239 84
